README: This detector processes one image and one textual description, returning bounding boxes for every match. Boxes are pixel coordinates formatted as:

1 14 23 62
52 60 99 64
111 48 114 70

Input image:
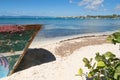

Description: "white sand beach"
1 33 120 80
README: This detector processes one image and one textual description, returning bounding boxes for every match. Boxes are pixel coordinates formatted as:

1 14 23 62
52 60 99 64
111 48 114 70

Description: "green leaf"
83 58 89 63
92 63 96 69
95 53 104 61
87 73 93 78
97 61 106 68
90 58 93 63
78 68 83 76
114 66 120 79
104 52 116 59
83 58 91 69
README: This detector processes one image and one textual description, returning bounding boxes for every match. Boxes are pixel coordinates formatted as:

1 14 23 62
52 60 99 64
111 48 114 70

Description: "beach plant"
107 30 120 50
77 52 120 80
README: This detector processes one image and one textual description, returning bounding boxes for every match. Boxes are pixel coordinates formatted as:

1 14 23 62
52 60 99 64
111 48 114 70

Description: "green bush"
77 52 120 80
107 30 120 50
107 30 120 44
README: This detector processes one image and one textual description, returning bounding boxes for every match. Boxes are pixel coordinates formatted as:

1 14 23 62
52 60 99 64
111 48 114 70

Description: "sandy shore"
1 33 120 80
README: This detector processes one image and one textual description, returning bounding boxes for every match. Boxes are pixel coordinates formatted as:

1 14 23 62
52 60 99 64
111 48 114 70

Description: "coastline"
29 31 111 58
30 30 116 48
1 32 120 80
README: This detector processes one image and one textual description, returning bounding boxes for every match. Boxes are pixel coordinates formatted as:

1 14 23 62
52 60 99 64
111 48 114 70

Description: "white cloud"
115 4 120 11
78 0 104 10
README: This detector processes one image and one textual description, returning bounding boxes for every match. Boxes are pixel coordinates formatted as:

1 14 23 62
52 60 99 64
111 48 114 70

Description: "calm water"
0 18 120 38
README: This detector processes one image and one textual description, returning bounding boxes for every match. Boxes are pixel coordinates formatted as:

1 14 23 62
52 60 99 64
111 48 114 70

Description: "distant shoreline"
57 14 120 19
0 14 120 19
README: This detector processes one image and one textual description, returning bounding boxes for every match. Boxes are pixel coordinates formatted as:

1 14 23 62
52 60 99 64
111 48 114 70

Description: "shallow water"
0 18 120 39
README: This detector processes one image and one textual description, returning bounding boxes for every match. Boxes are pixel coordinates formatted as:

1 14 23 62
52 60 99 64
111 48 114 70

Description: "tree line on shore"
57 14 120 19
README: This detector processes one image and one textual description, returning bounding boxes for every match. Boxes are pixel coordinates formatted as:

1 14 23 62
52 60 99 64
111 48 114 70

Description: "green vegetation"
77 31 120 80
107 30 120 50
107 30 120 44
57 14 120 19
78 52 120 80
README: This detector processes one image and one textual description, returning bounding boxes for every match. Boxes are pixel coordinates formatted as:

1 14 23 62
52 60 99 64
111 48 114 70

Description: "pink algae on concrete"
0 25 25 33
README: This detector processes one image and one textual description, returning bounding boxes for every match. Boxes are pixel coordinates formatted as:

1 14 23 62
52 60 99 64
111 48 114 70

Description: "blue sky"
0 0 120 16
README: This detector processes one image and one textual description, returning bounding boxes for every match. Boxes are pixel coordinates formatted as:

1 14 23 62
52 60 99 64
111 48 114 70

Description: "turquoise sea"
0 17 120 38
